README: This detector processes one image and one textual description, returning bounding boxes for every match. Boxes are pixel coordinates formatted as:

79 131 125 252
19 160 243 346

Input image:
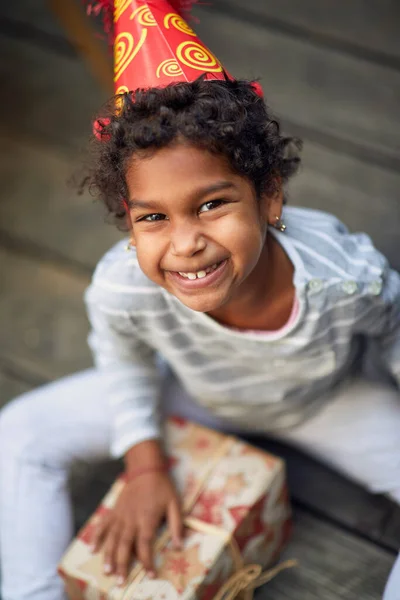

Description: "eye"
138 213 168 222
198 199 226 213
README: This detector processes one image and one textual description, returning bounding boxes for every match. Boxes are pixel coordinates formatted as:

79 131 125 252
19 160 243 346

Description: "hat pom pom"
85 1 114 40
93 117 111 140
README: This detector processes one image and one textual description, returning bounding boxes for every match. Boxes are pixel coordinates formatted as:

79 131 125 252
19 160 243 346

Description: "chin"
177 293 225 314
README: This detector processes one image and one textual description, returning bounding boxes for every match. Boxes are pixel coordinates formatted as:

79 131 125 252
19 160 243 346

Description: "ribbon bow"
213 559 298 600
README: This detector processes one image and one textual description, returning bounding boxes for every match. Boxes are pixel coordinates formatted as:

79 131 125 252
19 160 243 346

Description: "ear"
127 221 136 248
123 199 136 246
264 180 284 226
259 181 284 224
127 235 136 249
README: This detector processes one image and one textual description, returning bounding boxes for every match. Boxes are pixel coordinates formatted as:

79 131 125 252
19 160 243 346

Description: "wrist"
125 464 167 482
124 438 165 474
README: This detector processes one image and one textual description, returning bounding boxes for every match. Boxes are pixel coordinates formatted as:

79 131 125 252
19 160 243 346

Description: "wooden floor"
1 1 400 598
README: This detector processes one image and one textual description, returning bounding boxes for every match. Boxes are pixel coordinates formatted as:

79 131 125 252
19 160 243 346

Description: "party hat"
87 0 234 93
89 0 250 95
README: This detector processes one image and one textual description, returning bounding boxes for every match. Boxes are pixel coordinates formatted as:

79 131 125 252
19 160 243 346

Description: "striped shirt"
85 207 400 457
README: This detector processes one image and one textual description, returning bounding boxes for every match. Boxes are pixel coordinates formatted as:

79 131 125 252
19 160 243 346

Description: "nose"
170 220 206 257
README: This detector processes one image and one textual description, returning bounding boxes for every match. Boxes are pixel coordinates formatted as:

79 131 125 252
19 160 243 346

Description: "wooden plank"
256 510 395 599
2 4 400 166
0 0 109 54
0 136 122 270
3 0 399 65
194 8 400 164
0 0 65 40
48 0 112 94
292 141 400 271
217 0 400 63
0 247 91 381
0 35 110 152
249 437 400 553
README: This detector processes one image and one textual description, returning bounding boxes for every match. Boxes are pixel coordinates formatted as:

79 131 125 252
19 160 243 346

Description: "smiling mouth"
166 259 228 289
176 261 221 280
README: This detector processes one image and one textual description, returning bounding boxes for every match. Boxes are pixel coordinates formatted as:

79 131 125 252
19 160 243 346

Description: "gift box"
59 418 292 599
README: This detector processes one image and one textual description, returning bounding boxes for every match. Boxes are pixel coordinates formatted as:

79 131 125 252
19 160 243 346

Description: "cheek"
214 215 265 258
134 238 162 279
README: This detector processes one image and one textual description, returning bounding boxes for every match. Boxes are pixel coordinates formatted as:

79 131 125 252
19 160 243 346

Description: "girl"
1 3 400 600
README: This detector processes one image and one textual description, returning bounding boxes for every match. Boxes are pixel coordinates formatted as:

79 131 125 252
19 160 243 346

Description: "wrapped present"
59 418 293 599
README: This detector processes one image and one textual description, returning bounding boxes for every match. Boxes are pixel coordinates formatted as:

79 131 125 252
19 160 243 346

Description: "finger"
136 520 157 576
167 499 183 550
90 513 111 553
103 523 121 576
115 529 136 587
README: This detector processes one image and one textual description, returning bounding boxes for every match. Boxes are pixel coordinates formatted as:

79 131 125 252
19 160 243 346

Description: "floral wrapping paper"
59 418 292 599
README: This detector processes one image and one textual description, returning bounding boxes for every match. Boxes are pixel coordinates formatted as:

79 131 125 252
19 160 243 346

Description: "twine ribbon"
212 559 298 600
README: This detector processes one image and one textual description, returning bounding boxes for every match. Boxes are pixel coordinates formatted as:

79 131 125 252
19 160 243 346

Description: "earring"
273 216 286 232
125 241 133 251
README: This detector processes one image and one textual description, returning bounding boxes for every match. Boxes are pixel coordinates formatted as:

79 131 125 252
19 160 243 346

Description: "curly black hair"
82 76 302 230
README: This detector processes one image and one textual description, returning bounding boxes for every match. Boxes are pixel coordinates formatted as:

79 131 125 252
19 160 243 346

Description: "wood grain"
195 8 400 164
256 510 395 599
214 0 400 62
249 437 400 553
0 136 122 270
0 35 110 153
0 247 91 381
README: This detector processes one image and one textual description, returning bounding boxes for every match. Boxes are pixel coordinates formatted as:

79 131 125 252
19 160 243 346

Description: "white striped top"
85 207 400 457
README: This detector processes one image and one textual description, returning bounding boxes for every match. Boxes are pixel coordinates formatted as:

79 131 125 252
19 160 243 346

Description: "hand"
90 471 182 586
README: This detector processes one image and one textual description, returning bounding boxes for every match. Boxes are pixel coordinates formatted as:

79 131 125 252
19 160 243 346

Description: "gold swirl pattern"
115 85 129 95
156 58 184 78
114 29 148 82
114 0 131 23
176 41 223 72
115 86 130 114
130 5 157 26
164 13 196 36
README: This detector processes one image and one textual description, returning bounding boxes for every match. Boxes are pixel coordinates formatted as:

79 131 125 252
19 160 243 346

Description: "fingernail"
117 575 125 587
174 539 182 550
148 570 156 579
89 544 96 553
104 563 112 574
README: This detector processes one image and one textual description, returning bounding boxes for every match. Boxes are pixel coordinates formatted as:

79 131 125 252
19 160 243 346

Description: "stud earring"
125 241 133 251
273 216 286 232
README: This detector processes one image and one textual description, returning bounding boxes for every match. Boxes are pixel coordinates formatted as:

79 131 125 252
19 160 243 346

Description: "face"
126 143 281 313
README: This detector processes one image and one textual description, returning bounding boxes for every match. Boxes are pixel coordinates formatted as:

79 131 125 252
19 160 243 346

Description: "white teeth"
206 263 219 274
177 262 221 279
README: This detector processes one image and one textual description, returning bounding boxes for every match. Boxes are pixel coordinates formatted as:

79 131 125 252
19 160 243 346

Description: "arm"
375 267 400 385
357 265 400 386
84 284 182 582
85 288 162 458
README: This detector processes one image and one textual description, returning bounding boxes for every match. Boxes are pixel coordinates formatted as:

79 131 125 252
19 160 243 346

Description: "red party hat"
87 0 234 92
116 0 236 93
88 0 241 93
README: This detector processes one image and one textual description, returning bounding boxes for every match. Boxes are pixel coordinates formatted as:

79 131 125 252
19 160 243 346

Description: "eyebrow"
128 181 236 210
